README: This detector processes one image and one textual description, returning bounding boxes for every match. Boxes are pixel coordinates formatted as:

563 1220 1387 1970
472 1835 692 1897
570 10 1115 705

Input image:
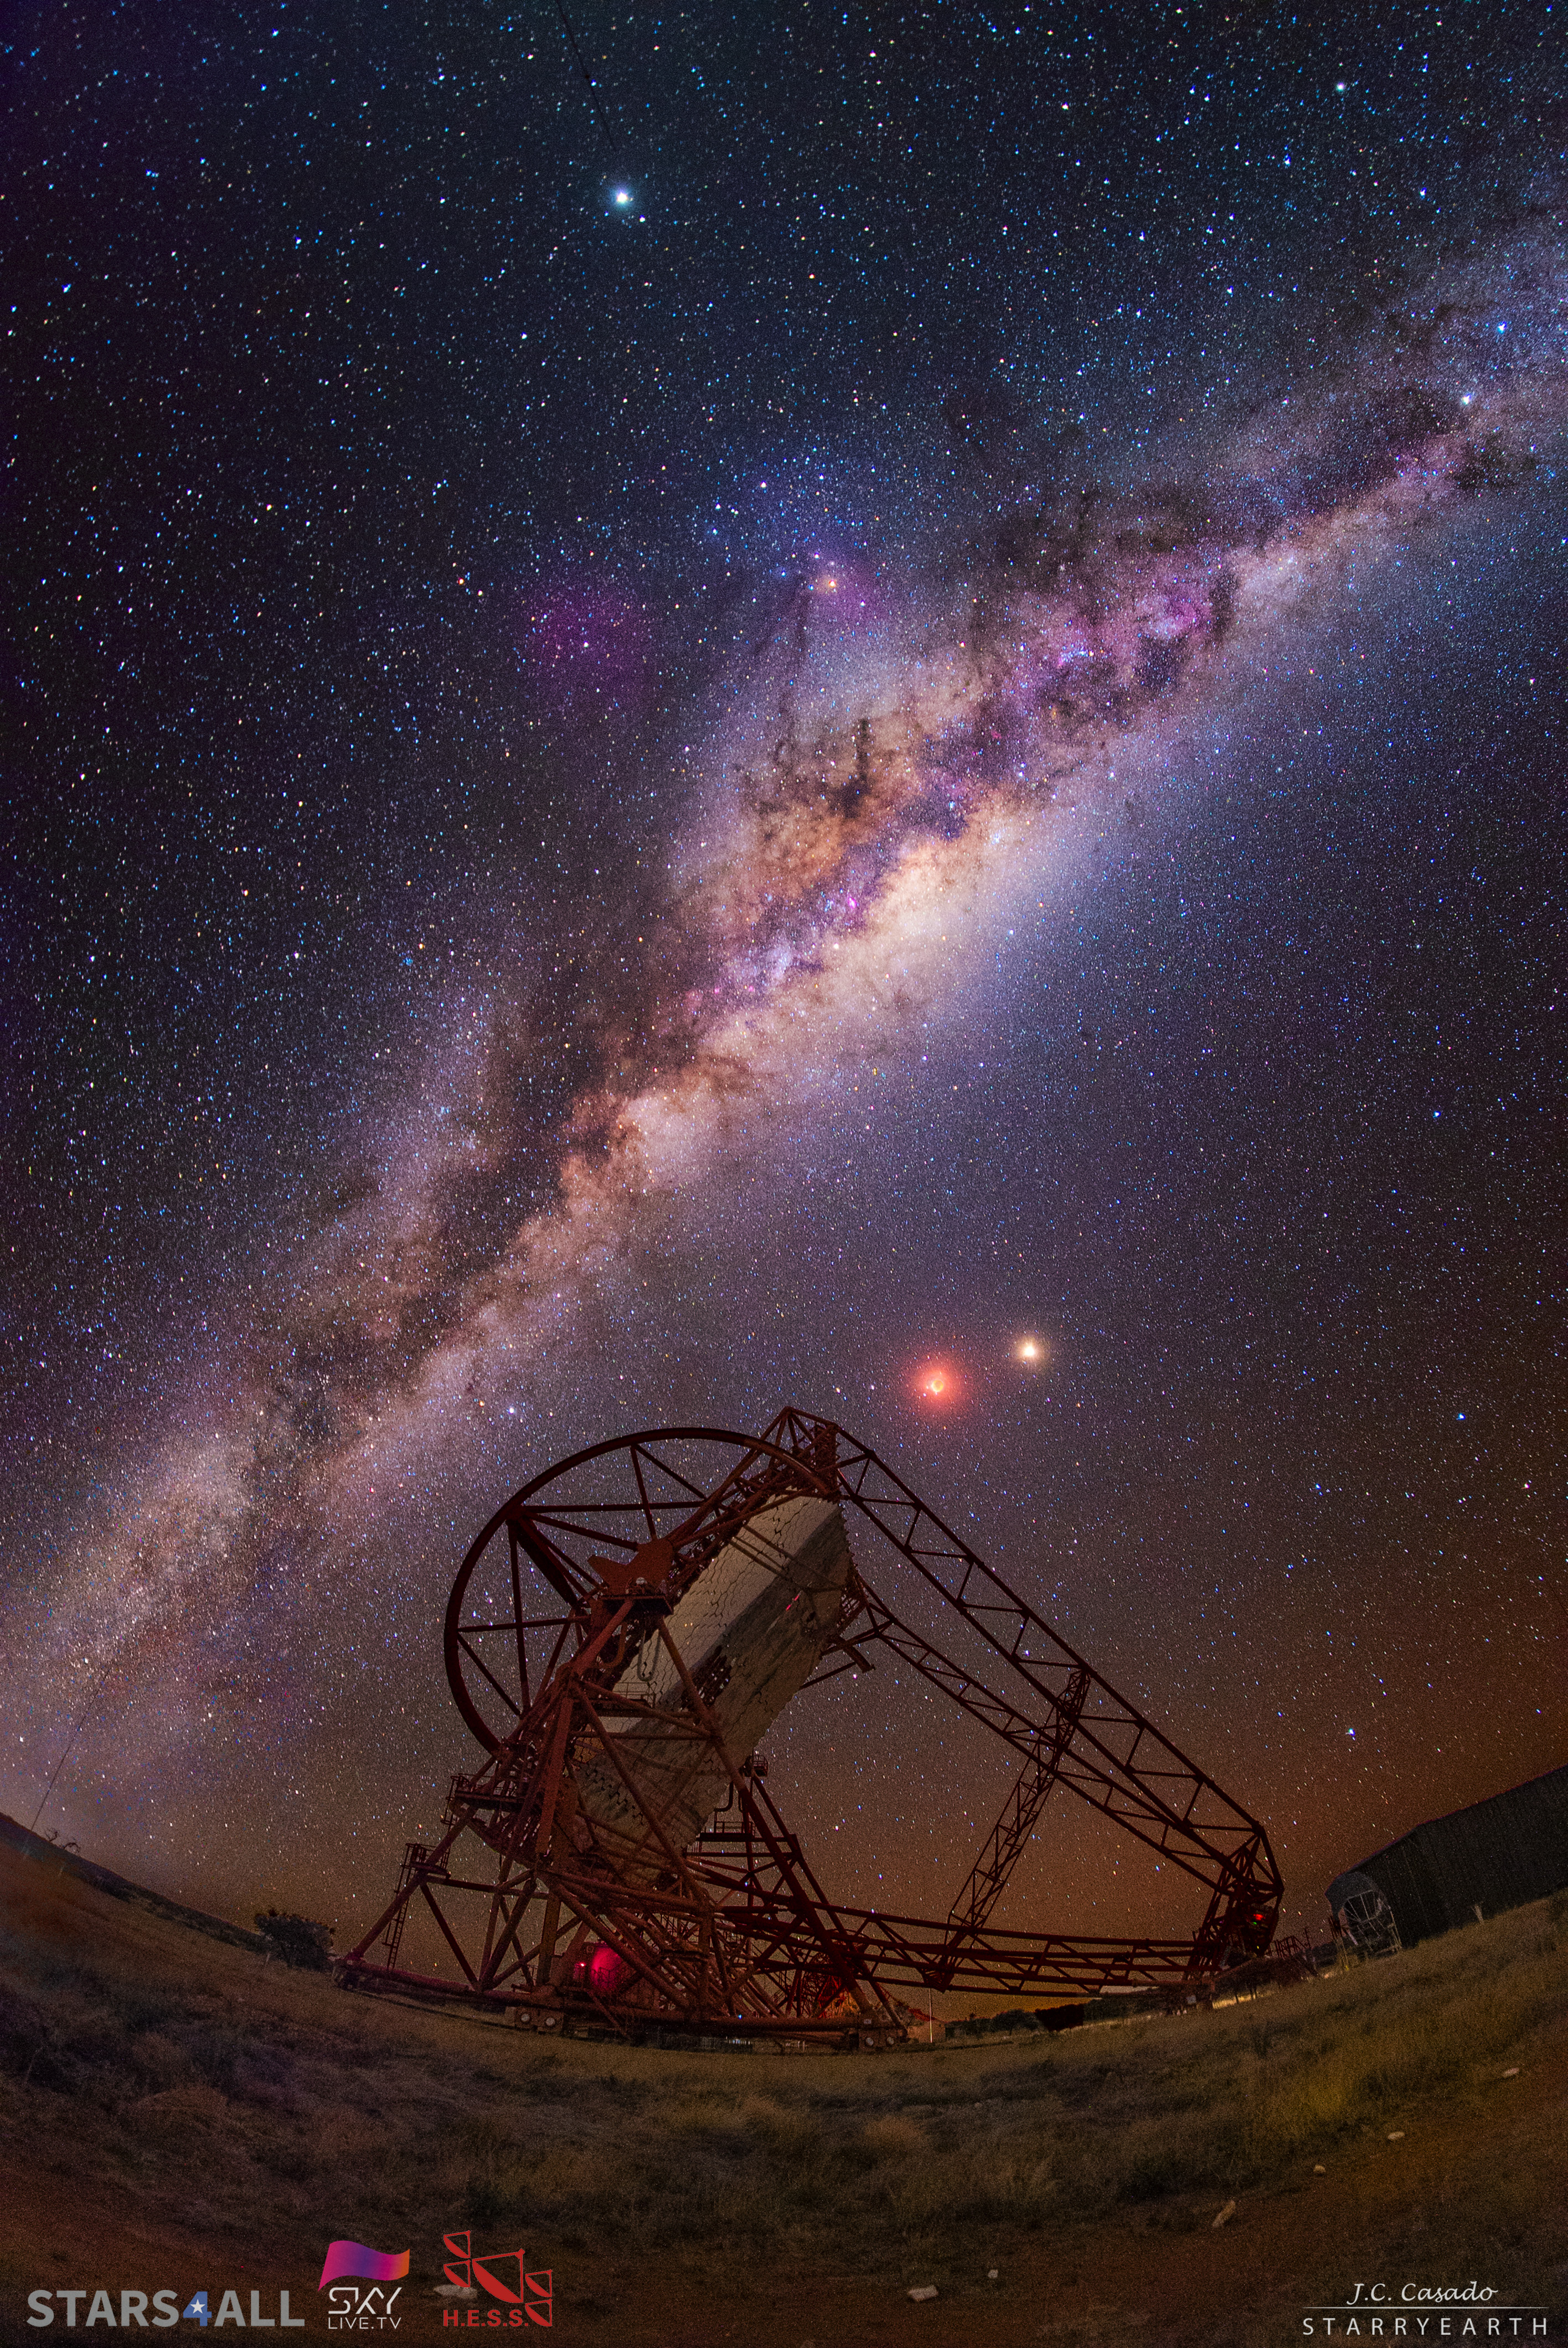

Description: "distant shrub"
130 2030 192 2090
112 1984 184 2035
0 1981 49 2082
179 2021 246 2095
254 1909 333 1970
860 2113 927 2162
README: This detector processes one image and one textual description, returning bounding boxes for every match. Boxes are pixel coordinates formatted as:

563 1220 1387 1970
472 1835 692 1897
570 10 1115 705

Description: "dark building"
1328 1762 1568 1949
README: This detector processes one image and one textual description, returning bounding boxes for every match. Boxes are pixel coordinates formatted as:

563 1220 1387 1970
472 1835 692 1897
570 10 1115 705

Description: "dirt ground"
1 1840 1564 2346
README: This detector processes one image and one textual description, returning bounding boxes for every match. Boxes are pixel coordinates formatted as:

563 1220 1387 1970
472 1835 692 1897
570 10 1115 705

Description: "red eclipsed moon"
913 1360 961 1405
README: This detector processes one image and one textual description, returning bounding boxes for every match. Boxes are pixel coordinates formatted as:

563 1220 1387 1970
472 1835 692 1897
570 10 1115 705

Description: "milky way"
6 7 1565 1941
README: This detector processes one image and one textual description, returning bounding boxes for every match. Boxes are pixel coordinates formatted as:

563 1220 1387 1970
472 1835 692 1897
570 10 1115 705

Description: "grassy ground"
1 1839 1564 2345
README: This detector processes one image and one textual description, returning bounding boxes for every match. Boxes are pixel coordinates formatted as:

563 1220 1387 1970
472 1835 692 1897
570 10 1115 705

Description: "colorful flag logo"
318 2242 411 2289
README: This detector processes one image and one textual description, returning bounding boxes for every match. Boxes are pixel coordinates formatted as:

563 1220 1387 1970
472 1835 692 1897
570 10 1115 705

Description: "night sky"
4 3 1565 1957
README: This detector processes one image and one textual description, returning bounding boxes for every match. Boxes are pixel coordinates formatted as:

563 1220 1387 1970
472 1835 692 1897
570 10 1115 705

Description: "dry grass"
1 1848 1565 2344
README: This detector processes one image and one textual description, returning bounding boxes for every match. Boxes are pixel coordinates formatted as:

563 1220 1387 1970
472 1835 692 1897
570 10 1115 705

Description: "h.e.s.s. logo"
438 2234 551 2329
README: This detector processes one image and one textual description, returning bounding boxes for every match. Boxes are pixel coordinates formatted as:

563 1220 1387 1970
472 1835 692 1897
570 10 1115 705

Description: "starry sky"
4 2 1565 1956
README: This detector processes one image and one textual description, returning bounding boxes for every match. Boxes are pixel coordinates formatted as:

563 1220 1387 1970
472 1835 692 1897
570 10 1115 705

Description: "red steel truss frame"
341 1410 1282 2043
